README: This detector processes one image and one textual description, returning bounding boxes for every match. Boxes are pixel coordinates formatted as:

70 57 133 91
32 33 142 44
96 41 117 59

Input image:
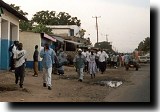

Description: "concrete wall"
19 31 41 61
0 8 19 70
47 25 80 37
19 31 42 70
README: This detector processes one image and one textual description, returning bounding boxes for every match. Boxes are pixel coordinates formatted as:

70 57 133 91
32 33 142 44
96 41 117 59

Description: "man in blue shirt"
40 43 57 90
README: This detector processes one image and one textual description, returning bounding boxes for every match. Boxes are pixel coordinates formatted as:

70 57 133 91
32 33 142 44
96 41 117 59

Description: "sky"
3 0 150 53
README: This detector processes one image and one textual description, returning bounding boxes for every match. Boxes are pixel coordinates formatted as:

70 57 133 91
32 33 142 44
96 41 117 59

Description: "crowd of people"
8 41 135 90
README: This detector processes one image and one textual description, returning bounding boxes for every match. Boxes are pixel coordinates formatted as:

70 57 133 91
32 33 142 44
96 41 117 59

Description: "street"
0 64 150 102
104 64 150 102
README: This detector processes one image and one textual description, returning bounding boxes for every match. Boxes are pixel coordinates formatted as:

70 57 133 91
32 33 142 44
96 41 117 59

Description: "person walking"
40 43 57 90
73 49 87 82
33 45 39 77
56 48 68 76
85 48 91 72
95 49 100 71
9 40 19 72
99 49 108 74
13 43 27 88
88 50 97 79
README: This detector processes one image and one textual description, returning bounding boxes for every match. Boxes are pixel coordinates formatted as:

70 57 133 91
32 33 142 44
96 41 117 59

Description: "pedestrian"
13 43 27 88
124 53 130 66
85 47 91 72
73 49 87 82
9 40 19 72
82 49 87 72
99 49 109 74
88 50 97 78
40 43 57 90
121 53 125 67
56 48 68 76
32 45 39 77
95 49 100 71
113 54 118 68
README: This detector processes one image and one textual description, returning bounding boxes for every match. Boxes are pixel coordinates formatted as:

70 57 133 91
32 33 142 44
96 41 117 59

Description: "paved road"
104 64 150 102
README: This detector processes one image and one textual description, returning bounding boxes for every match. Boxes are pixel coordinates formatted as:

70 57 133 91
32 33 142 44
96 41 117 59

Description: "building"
0 0 28 70
19 31 56 70
47 25 81 38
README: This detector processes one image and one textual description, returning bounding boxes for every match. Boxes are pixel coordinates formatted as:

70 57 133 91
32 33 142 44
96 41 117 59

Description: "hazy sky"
4 0 150 52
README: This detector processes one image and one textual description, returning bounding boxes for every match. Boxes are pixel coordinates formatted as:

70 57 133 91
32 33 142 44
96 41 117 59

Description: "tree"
32 24 53 34
32 10 58 25
9 4 32 31
32 11 81 26
94 41 113 52
137 37 150 53
79 29 86 38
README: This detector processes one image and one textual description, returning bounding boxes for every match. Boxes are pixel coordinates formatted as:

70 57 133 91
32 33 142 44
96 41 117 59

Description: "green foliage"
32 11 81 26
94 41 113 52
32 24 53 34
137 37 150 53
9 5 81 34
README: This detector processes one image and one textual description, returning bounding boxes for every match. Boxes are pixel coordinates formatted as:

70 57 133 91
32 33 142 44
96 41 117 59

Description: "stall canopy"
42 33 56 42
53 36 64 43
64 40 83 45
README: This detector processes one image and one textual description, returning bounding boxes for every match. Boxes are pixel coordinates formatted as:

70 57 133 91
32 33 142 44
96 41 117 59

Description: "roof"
0 0 28 21
52 36 64 43
42 33 56 42
65 40 83 45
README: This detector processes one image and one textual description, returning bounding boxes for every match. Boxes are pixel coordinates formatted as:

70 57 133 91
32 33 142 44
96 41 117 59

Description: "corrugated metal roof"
65 40 83 45
52 36 64 43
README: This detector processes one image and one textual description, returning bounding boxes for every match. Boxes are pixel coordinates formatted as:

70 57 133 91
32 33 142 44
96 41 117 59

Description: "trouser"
15 64 25 86
34 61 38 75
99 61 106 73
77 68 84 80
95 59 99 69
84 62 89 72
10 55 15 70
43 67 52 87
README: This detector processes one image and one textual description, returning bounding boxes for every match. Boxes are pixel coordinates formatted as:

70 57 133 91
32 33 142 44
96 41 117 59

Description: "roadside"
0 64 150 102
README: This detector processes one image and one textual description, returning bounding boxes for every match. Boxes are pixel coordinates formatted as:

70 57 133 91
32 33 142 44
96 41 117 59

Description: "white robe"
88 54 97 75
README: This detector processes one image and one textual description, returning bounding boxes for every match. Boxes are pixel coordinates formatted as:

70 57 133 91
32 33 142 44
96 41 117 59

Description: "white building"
0 0 27 70
47 25 81 37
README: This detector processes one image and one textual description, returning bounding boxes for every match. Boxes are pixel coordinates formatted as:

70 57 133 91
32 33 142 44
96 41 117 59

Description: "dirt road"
0 64 150 102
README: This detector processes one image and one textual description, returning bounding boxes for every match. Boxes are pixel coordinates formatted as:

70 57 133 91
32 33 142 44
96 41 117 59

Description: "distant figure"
40 43 57 90
33 45 39 77
124 53 130 66
99 49 108 74
13 43 27 88
82 49 87 72
85 48 91 72
9 40 19 72
95 49 100 71
88 50 97 78
73 49 87 82
56 48 68 76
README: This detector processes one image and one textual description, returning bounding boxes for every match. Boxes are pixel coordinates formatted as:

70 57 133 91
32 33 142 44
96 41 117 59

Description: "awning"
52 36 64 43
64 40 83 45
43 33 56 42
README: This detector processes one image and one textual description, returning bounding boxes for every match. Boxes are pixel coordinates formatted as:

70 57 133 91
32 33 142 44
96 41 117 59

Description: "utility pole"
92 16 101 43
106 34 108 42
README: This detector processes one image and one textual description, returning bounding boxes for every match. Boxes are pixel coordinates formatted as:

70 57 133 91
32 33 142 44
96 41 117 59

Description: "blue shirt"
40 48 56 69
73 54 86 68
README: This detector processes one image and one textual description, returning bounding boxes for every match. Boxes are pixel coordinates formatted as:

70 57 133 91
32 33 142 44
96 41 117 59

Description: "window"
70 29 74 36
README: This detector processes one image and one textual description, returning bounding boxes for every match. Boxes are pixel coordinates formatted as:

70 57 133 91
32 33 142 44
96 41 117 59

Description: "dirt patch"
0 66 134 102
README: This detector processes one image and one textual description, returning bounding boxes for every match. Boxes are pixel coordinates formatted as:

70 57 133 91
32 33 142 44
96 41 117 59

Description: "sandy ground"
0 66 139 102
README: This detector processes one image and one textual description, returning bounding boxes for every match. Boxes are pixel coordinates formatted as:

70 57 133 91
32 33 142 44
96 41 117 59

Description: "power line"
92 16 101 43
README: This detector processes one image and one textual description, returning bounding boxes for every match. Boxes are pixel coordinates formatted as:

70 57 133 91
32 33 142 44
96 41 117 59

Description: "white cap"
78 49 82 52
